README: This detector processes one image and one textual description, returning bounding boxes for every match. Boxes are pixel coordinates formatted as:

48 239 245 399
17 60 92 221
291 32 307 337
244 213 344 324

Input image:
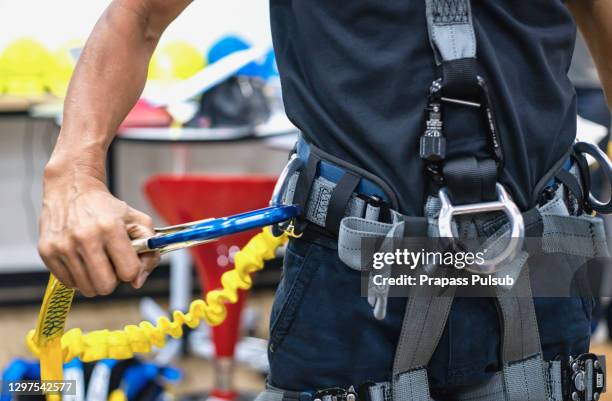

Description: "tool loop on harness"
573 141 612 214
438 183 524 274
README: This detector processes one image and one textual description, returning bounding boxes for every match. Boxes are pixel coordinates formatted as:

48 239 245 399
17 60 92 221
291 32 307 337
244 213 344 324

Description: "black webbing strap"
441 58 479 98
292 153 319 214
325 172 361 234
443 157 497 204
555 168 584 206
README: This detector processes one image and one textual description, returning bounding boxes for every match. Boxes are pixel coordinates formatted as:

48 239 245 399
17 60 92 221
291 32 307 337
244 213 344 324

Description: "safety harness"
27 1 612 401
257 1 611 400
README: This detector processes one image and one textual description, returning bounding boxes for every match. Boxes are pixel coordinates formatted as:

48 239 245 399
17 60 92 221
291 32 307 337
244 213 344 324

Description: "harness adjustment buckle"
420 102 446 162
313 387 358 401
566 353 606 401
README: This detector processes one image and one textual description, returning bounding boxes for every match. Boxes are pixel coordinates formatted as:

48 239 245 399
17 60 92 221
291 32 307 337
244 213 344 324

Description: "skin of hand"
38 0 192 296
568 0 612 109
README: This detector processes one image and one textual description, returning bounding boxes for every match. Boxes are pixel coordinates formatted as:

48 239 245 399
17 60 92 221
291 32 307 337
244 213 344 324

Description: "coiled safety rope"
26 227 287 367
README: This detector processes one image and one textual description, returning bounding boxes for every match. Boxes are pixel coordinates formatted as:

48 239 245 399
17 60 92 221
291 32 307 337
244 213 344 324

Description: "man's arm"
568 0 612 109
39 0 192 296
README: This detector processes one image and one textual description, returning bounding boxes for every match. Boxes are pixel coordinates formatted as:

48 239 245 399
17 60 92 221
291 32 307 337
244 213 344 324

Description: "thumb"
126 207 156 239
126 207 160 288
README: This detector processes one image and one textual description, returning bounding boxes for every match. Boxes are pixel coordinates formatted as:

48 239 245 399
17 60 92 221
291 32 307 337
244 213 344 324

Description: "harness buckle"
566 353 606 401
313 387 358 401
438 183 524 274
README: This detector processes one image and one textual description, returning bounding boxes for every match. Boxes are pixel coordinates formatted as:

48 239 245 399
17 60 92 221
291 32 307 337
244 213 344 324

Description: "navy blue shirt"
270 1 577 214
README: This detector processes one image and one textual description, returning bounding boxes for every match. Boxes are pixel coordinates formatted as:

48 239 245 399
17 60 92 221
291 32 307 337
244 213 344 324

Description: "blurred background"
0 1 296 400
0 1 611 401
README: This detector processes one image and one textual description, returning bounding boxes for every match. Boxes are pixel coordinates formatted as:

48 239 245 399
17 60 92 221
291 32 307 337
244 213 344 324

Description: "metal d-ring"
574 141 612 215
438 183 525 274
270 153 303 206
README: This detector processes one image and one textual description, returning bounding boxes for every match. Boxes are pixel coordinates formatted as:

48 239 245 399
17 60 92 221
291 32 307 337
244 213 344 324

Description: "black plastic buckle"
358 194 391 223
420 76 504 184
565 353 606 401
312 387 357 401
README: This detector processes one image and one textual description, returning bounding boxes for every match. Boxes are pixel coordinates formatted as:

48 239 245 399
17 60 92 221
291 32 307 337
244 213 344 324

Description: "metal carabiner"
438 183 525 274
131 219 217 254
574 141 612 215
131 155 305 254
131 205 299 254
422 76 504 169
270 153 305 237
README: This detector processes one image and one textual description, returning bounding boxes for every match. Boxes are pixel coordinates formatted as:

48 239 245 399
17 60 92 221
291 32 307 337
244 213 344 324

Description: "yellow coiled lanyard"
26 226 288 399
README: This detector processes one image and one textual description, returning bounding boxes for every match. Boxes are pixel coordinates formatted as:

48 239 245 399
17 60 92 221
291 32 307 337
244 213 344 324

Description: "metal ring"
438 183 525 274
270 153 303 206
574 141 612 214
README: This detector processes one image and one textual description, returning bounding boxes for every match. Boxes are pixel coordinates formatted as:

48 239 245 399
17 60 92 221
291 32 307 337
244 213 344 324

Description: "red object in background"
120 99 172 129
144 175 277 359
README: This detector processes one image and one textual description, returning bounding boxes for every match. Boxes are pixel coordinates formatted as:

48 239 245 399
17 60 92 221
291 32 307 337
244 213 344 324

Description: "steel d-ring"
270 153 302 207
438 183 525 274
574 141 612 215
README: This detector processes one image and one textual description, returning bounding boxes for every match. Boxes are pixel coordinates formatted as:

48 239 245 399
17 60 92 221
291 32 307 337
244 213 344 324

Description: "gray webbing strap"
393 370 433 401
497 276 541 362
338 211 406 271
391 269 457 401
254 388 285 401
425 0 476 64
496 266 549 401
452 361 563 401
283 172 368 227
392 271 457 374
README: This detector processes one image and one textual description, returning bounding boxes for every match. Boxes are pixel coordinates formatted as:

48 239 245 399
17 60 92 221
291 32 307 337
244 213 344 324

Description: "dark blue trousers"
267 236 593 398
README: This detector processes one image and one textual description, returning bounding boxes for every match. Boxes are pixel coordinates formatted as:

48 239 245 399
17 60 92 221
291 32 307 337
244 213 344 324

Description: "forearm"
568 0 612 110
47 0 189 181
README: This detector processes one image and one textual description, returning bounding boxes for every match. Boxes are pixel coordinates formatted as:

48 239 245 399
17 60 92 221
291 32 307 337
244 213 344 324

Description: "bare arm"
39 0 191 296
568 0 612 109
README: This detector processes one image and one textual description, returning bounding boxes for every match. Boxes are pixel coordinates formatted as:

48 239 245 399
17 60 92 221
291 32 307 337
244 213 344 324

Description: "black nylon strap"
292 153 319 213
325 172 361 234
443 157 497 204
441 58 479 98
555 169 584 205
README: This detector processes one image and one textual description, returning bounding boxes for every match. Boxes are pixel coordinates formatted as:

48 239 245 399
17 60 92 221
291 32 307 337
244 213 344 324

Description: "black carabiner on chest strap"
420 74 504 187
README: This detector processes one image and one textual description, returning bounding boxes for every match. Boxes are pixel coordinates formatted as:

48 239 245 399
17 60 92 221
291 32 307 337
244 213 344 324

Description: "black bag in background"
191 76 271 128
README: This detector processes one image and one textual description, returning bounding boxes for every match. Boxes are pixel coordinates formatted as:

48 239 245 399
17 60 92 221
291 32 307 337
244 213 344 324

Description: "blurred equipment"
190 35 271 128
207 35 259 78
148 41 206 83
45 40 83 98
0 38 50 96
119 100 172 129
144 175 280 400
0 358 180 401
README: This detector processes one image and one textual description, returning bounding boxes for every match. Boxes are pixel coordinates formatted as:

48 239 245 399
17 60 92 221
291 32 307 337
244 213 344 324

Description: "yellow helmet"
0 37 51 96
46 39 83 98
148 40 205 82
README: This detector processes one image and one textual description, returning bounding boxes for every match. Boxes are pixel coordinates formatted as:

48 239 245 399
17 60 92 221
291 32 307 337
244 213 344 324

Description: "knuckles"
97 278 118 296
117 263 141 282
